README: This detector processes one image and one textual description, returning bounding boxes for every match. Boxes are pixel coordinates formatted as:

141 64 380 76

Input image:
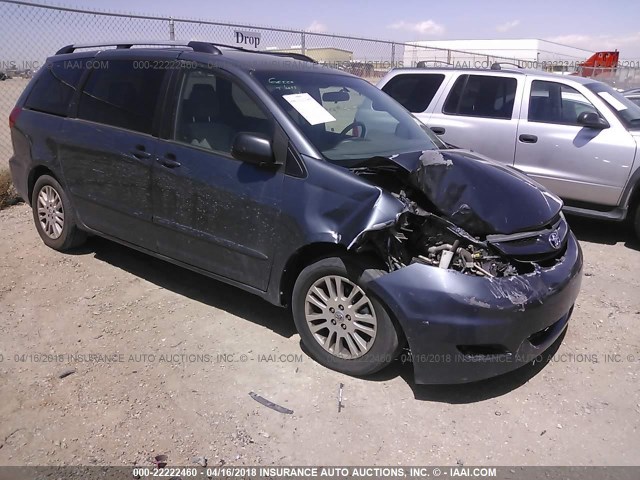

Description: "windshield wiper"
350 156 404 172
350 165 398 173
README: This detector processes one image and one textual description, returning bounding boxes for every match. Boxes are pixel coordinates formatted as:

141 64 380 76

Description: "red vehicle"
577 50 619 77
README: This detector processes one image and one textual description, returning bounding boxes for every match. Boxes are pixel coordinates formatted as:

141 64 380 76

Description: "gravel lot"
0 203 638 467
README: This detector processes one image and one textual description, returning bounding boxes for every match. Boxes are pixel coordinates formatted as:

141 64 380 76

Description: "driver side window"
528 80 600 126
174 69 271 154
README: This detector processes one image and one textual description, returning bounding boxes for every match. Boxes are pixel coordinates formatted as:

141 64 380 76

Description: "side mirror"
231 132 276 167
577 111 609 129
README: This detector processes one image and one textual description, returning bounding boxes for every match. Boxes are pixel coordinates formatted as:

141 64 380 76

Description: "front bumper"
367 233 583 384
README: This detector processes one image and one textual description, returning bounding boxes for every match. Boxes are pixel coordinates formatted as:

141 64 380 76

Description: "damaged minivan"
9 41 583 384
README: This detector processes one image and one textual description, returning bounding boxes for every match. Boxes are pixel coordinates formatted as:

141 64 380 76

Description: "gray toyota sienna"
9 41 583 384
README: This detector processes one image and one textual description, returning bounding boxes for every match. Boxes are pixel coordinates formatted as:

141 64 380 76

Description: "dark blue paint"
366 149 564 236
366 233 583 384
8 45 584 384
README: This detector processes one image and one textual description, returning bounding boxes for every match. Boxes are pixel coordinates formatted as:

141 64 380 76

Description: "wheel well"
630 183 640 214
27 165 57 204
279 243 349 306
278 242 390 306
279 243 407 352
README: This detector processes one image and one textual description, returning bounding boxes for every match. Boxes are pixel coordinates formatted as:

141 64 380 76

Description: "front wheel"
292 257 404 376
32 175 86 251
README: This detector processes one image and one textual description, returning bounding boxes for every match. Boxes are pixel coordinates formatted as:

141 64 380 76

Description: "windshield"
586 82 640 129
254 70 439 165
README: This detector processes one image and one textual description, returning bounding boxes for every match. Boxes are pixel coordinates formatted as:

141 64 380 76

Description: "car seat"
182 84 234 152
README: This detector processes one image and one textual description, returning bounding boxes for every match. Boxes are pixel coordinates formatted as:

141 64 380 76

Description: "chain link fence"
0 0 543 165
1 0 639 166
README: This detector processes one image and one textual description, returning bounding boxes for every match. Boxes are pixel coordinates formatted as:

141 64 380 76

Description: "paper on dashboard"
283 93 336 125
598 91 628 111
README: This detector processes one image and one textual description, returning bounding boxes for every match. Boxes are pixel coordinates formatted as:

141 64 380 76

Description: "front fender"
267 157 406 304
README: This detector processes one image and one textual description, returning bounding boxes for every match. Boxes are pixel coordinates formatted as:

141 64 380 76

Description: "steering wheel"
339 121 367 138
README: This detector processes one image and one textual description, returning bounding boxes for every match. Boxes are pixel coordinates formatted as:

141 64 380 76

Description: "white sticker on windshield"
598 91 628 111
283 93 336 125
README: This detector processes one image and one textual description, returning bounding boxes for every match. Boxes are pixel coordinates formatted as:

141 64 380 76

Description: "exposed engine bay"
354 189 523 278
348 150 569 278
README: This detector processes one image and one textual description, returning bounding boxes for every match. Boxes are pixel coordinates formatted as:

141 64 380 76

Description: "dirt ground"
0 203 638 467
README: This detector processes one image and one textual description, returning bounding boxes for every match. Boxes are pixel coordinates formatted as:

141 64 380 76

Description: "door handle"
130 145 152 160
431 126 446 135
157 155 181 169
519 134 538 144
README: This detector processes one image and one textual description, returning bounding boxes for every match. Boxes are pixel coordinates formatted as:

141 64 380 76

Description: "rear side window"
443 74 517 119
382 74 445 113
77 60 166 135
24 61 84 117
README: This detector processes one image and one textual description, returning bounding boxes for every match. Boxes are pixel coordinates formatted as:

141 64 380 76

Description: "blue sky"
23 0 640 56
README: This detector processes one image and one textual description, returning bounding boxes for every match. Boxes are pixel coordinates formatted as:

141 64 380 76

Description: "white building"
403 39 592 70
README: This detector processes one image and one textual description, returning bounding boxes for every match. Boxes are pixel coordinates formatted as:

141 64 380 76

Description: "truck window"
529 80 600 125
443 74 517 119
382 74 445 113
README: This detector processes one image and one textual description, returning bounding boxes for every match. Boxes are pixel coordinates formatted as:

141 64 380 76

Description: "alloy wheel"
37 185 64 239
304 275 378 359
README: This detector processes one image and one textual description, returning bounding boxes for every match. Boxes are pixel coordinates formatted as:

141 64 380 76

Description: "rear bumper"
9 154 29 204
367 233 583 384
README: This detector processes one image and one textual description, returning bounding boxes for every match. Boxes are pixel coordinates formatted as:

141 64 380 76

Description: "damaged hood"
362 149 563 236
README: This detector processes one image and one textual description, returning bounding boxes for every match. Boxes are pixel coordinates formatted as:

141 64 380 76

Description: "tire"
292 256 404 377
31 175 86 251
633 201 640 241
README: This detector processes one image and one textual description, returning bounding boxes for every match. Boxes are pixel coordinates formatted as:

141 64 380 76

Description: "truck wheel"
32 175 86 251
292 257 404 376
633 202 640 241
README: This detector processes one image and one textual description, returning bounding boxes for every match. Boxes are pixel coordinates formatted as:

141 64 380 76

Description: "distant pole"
169 18 175 40
301 32 306 55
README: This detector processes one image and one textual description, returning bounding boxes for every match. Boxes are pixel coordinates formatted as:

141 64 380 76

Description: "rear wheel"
292 257 404 376
32 175 86 251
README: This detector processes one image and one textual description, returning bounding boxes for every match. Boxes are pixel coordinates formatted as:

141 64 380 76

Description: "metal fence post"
1 0 637 166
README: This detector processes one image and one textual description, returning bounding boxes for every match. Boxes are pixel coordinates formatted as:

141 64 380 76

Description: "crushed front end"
349 149 583 384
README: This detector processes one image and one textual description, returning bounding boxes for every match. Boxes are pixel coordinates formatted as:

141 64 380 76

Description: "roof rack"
416 60 454 68
55 40 222 55
490 62 524 70
54 40 317 63
192 42 316 63
242 50 317 63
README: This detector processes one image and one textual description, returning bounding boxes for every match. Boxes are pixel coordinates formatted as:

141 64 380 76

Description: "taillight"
9 106 21 130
